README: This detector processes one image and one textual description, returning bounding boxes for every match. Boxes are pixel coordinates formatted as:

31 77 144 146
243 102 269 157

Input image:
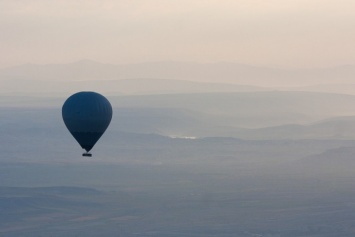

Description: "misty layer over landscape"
1 61 355 236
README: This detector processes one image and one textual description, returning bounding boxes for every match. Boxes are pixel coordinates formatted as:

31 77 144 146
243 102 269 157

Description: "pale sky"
1 0 355 68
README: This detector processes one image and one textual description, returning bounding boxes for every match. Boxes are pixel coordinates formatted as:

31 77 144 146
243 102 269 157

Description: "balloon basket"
82 152 92 157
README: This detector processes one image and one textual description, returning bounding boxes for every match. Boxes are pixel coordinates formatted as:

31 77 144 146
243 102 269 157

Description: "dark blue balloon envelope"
62 92 112 155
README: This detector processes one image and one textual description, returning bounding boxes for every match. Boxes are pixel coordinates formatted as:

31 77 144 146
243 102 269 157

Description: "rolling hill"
1 60 355 88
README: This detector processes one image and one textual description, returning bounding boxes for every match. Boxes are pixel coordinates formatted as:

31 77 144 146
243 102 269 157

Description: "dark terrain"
1 89 355 236
2 161 355 237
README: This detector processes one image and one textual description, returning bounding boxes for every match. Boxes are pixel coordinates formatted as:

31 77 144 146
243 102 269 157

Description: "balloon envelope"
62 92 112 152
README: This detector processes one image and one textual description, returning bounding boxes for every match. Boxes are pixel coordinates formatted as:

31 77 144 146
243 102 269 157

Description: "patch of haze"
1 0 355 68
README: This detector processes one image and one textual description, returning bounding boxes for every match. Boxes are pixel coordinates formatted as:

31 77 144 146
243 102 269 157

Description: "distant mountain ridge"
1 60 355 88
223 116 355 140
275 146 355 177
2 91 355 128
3 105 355 140
0 78 268 96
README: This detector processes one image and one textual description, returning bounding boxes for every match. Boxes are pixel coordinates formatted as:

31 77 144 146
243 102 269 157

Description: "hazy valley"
1 61 355 236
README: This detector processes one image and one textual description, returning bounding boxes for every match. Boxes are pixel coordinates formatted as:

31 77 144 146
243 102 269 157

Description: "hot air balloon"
62 92 112 157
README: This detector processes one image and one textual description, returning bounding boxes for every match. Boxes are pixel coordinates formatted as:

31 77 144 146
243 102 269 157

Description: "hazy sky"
1 0 355 68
